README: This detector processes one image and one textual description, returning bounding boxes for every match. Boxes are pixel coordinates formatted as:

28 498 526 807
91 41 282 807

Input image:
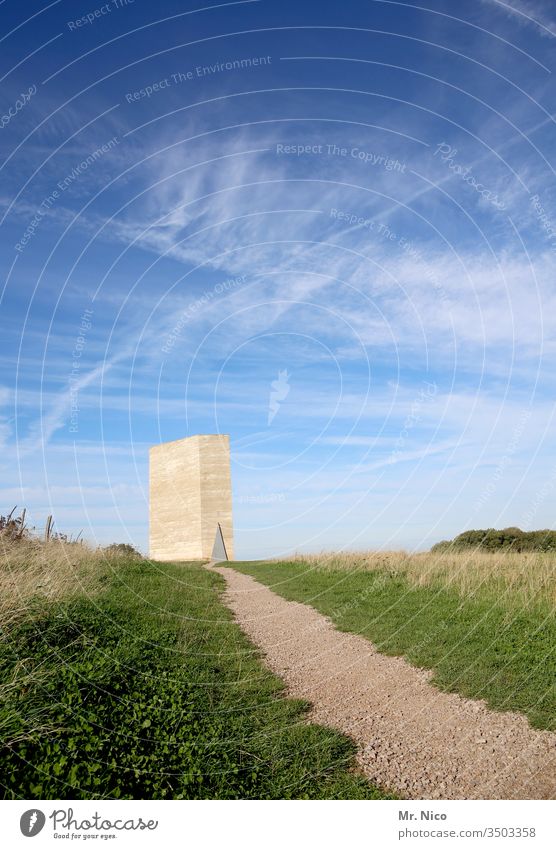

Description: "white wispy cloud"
481 0 556 37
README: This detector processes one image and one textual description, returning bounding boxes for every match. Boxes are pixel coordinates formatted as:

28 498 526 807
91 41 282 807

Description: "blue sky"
1 0 556 557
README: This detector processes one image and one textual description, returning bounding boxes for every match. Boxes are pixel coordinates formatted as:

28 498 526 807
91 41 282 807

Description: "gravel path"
212 564 556 799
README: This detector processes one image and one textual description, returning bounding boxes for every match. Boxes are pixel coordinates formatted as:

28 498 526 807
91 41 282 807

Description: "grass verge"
0 557 390 799
231 558 556 732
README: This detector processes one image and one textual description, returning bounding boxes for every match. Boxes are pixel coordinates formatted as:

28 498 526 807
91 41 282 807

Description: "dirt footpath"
211 565 556 799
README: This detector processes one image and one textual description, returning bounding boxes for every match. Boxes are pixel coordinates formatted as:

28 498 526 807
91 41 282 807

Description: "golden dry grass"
0 536 112 629
0 534 139 746
287 549 556 610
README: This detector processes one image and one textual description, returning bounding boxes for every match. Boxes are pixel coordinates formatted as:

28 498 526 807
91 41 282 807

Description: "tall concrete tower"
149 434 234 561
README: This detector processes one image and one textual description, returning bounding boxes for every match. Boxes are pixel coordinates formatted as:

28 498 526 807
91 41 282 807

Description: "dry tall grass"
288 549 556 610
0 536 110 630
0 522 128 746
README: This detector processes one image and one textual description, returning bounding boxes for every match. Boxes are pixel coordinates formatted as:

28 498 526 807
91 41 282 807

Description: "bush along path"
0 559 390 800
213 565 556 800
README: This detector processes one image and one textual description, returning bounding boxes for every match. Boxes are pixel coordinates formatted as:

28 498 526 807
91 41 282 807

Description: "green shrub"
103 543 142 557
431 527 556 552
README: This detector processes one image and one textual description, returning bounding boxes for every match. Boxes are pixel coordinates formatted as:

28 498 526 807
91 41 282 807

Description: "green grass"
0 558 390 799
231 560 556 732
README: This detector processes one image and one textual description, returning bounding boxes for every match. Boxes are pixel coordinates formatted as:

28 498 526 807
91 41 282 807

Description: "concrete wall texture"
149 434 234 561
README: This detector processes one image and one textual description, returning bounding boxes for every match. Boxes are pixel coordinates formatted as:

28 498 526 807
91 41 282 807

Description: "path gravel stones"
212 565 556 799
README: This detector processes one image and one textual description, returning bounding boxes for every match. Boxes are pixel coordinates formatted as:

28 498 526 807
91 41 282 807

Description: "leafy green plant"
0 559 389 800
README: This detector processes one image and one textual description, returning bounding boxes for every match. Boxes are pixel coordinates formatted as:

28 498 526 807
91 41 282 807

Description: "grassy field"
0 536 109 630
233 550 556 731
0 541 390 799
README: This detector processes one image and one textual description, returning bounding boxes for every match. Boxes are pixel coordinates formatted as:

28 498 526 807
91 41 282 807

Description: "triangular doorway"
211 522 229 561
